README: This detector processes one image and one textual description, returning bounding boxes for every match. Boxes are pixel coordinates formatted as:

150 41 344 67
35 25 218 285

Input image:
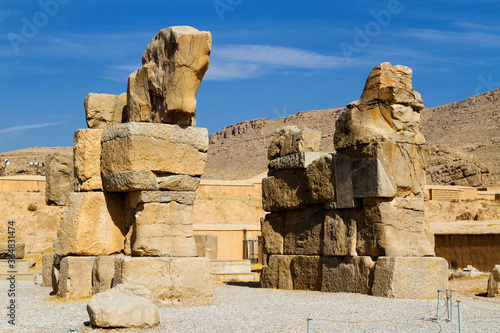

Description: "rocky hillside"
0 147 72 176
204 89 500 186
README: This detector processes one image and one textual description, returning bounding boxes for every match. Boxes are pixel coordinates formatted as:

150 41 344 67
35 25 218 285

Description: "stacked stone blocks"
49 26 213 305
260 63 448 299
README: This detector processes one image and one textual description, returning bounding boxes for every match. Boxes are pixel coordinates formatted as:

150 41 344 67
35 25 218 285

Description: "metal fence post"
306 318 312 333
449 289 454 322
457 300 462 333
436 290 442 322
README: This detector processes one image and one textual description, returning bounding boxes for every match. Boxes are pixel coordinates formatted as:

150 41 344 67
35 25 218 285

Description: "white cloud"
399 29 500 49
205 62 262 81
0 121 65 134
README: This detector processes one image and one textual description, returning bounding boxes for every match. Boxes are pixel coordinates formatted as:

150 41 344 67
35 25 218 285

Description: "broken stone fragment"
84 93 127 129
126 26 212 126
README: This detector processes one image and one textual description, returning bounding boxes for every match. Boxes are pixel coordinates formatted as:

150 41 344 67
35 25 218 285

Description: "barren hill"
204 89 500 186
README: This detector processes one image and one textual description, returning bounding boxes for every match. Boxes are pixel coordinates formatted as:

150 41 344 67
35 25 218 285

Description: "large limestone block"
372 257 448 299
0 242 24 259
45 153 74 206
323 209 357 256
262 157 334 212
73 129 103 191
132 202 197 257
487 265 500 297
330 153 357 209
334 62 425 150
262 170 307 212
157 175 201 191
84 93 127 129
261 205 326 256
55 192 125 256
127 26 212 126
113 257 213 306
268 126 321 160
42 253 55 287
101 123 208 191
321 256 375 294
346 142 426 198
356 197 434 257
260 255 321 290
57 256 96 299
87 284 160 328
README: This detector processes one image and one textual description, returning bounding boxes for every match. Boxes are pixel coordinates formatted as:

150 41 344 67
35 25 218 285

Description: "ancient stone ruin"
45 26 213 326
260 62 448 299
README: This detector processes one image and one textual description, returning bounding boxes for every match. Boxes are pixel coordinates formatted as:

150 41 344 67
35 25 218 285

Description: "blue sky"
0 0 499 152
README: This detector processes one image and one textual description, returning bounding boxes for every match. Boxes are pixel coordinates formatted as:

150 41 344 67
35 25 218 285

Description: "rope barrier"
311 304 448 324
458 301 500 313
454 290 500 305
276 320 307 333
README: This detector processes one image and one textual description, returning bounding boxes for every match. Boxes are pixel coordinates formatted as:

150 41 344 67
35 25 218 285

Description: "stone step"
0 273 37 281
211 259 252 274
212 272 259 282
0 259 31 274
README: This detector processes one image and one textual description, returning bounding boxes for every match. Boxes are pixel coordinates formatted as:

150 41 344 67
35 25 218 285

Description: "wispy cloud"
0 121 66 134
399 29 500 49
204 44 360 81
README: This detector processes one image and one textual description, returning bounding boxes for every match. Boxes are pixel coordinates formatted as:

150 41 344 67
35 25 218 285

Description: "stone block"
321 256 375 294
356 197 434 257
113 257 213 306
45 153 74 206
273 152 330 170
194 235 218 259
330 153 357 209
261 205 326 256
487 265 500 298
73 128 103 191
304 154 335 204
127 191 196 208
0 242 24 259
372 256 448 299
84 93 127 129
260 255 321 291
268 126 321 160
57 256 96 299
92 255 122 295
132 202 197 257
42 253 55 287
87 284 160 328
323 209 357 256
262 170 307 212
55 192 125 256
101 123 209 192
127 26 212 126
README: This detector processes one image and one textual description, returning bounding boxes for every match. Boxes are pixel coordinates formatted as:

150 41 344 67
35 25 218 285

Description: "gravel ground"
0 281 499 333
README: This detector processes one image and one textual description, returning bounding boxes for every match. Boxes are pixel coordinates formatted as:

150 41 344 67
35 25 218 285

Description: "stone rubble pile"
44 26 213 328
260 63 448 299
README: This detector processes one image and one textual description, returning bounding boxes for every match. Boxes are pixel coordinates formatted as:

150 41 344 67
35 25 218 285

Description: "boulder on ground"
487 265 500 297
57 256 96 299
87 284 159 328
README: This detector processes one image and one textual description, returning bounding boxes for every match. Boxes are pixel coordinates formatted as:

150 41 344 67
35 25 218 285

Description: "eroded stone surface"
127 26 212 125
45 153 74 206
84 93 127 129
74 129 103 191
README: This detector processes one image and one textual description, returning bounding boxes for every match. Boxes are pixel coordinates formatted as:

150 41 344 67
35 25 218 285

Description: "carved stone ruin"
49 26 214 311
260 62 448 299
